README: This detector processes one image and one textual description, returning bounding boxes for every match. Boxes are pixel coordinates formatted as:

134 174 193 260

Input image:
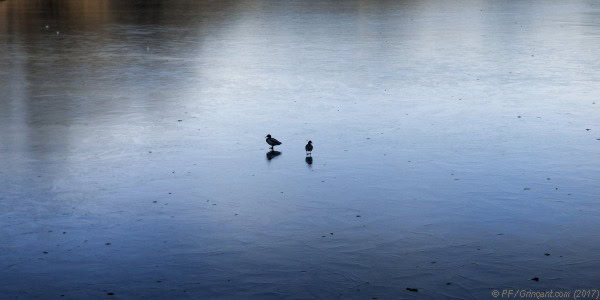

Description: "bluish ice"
1 0 600 298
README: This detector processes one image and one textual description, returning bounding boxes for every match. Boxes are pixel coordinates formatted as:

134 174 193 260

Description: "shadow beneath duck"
266 150 281 161
305 156 313 166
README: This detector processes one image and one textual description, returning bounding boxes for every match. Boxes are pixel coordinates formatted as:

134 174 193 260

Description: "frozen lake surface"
1 0 600 298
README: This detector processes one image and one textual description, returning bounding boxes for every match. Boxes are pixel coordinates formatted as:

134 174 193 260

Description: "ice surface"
1 0 600 298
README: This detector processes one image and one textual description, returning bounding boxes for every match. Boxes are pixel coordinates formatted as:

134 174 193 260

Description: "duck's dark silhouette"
266 134 282 150
305 156 313 165
266 150 281 160
305 141 313 155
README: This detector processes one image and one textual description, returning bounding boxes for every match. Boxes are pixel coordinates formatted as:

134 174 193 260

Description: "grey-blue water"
1 0 600 298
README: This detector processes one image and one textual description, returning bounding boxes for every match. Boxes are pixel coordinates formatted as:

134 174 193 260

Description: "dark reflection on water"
2 0 600 298
266 150 281 161
305 156 313 166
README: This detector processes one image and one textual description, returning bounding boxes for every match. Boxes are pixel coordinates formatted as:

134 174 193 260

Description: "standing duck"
305 140 313 155
265 134 282 149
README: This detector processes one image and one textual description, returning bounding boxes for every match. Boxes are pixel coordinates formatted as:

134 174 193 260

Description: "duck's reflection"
266 150 281 161
305 156 313 166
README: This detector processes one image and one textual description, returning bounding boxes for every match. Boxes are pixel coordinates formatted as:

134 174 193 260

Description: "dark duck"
265 134 282 150
305 140 313 155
